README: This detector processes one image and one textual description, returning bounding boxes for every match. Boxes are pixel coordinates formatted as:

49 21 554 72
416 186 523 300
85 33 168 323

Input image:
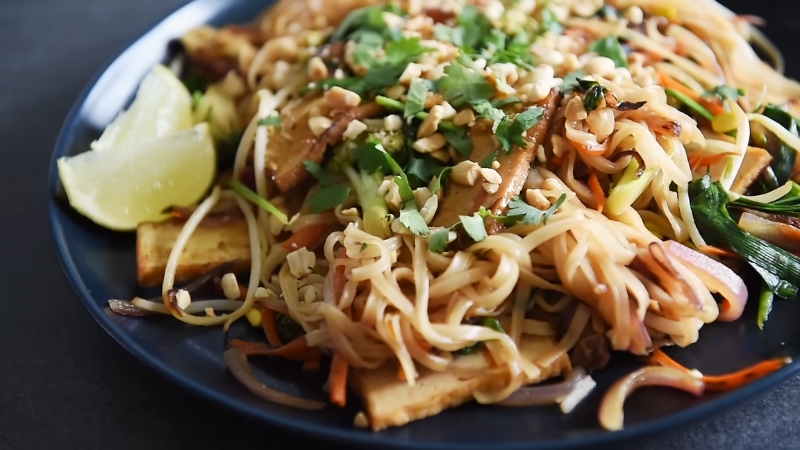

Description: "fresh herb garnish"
480 151 499 168
303 160 351 213
457 5 491 51
229 178 290 225
443 127 474 158
760 105 798 186
428 228 452 253
440 55 495 108
703 85 745 102
539 9 564 35
589 36 628 68
560 69 587 94
665 88 714 121
405 79 429 119
583 83 609 112
504 194 567 226
472 99 506 133
460 213 489 242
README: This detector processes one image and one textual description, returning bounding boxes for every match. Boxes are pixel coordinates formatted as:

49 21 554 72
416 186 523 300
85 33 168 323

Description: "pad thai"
58 0 800 432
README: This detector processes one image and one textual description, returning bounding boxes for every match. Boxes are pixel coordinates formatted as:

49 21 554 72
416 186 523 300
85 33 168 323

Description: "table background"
2 0 800 448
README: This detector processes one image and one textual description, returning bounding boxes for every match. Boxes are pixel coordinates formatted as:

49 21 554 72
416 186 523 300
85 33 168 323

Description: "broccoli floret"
325 130 406 174
343 166 391 238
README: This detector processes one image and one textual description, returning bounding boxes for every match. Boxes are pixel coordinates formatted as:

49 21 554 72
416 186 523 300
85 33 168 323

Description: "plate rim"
46 1 800 448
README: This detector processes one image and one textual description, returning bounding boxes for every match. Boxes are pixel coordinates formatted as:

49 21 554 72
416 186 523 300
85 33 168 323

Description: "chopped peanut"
418 105 444 138
413 134 447 153
343 120 368 140
453 109 476 126
263 36 298 62
286 248 316 279
526 189 551 210
221 273 240 300
399 63 424 84
384 114 403 131
483 183 500 194
480 168 503 184
325 87 361 109
451 160 481 186
308 116 332 137
307 56 329 81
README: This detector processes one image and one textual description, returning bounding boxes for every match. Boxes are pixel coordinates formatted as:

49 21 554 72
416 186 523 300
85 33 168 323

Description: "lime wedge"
91 65 193 152
58 123 216 231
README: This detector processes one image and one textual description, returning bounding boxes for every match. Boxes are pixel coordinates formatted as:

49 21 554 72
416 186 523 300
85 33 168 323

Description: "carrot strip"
657 70 724 116
551 154 565 165
398 365 406 382
587 170 605 213
303 357 321 372
230 337 309 357
649 349 791 391
688 153 735 168
329 351 349 407
281 223 329 251
697 245 741 259
260 306 283 347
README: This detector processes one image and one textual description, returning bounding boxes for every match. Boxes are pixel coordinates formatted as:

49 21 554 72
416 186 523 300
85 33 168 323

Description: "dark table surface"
3 0 800 449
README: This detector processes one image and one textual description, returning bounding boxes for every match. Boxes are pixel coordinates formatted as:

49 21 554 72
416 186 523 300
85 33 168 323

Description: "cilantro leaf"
491 107 543 154
504 194 567 225
405 156 431 188
441 58 495 107
308 184 351 213
703 85 745 101
480 151 498 168
399 201 430 235
583 84 609 112
429 228 452 253
457 5 491 51
539 9 564 35
433 24 465 46
460 214 488 242
354 141 414 201
443 128 473 158
560 69 586 94
384 37 431 67
405 79 429 119
492 96 522 108
304 160 351 213
589 36 628 68
472 99 506 133
430 167 451 196
257 116 282 128
329 6 393 43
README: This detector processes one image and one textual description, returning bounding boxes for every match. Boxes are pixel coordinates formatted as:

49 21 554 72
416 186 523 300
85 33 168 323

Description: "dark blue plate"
48 1 800 448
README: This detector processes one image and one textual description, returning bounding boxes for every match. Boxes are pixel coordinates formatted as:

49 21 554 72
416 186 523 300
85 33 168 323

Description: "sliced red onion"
599 366 704 431
664 241 748 322
223 348 326 410
497 367 587 406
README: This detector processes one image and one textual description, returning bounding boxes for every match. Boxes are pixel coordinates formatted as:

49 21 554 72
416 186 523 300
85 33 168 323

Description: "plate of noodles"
49 0 800 447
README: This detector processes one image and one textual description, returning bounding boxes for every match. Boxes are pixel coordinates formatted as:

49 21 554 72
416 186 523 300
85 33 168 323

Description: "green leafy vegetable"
257 116 282 128
582 83 609 112
229 178 290 225
730 182 800 217
460 213 488 242
539 9 564 35
399 201 430 235
430 167 451 196
454 317 506 355
560 69 587 94
761 105 798 186
428 228 452 253
441 56 496 107
503 106 545 150
457 5 491 51
665 88 714 121
689 175 800 299
472 99 506 132
503 194 567 226
343 166 391 238
433 23 465 46
703 85 745 102
589 36 628 68
443 127 474 158
758 282 774 330
275 313 306 343
405 79 429 119
303 160 352 213
480 151 499 168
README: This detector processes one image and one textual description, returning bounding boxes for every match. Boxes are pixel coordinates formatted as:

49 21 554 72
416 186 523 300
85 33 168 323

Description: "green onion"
757 282 774 330
665 88 714 121
229 179 289 225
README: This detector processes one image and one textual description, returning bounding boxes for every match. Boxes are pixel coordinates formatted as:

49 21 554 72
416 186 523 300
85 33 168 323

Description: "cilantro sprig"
303 160 351 213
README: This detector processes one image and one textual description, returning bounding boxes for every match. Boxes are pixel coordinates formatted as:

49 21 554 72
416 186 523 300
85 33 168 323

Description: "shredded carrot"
649 349 791 391
588 170 606 214
572 140 609 156
230 337 313 358
697 245 741 259
260 306 283 347
281 223 329 251
551 154 565 165
398 365 407 382
483 346 498 368
657 69 724 116
329 350 349 406
303 357 321 372
688 153 735 168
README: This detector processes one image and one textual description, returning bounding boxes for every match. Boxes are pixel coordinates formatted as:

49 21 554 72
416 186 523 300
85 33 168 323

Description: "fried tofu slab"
350 335 571 431
136 219 251 288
